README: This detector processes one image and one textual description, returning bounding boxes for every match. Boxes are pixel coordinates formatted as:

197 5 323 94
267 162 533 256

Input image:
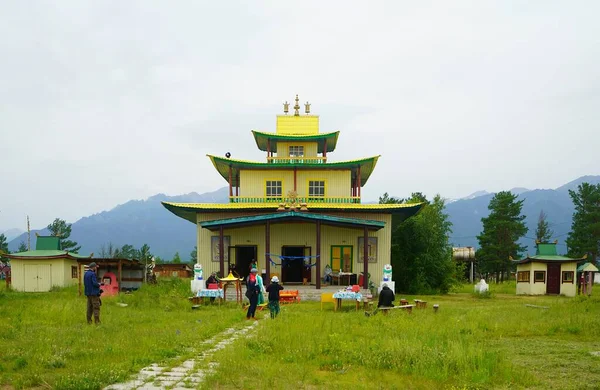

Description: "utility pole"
27 216 30 251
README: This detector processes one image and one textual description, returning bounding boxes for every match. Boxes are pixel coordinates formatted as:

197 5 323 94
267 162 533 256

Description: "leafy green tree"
476 191 528 282
0 234 9 261
190 246 197 262
378 193 403 204
17 241 28 253
383 193 456 294
172 252 182 264
47 218 80 253
535 210 554 243
0 234 8 253
566 183 600 261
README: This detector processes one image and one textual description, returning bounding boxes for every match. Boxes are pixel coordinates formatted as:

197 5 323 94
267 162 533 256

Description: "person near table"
366 283 395 317
266 276 284 319
255 268 266 305
245 268 260 320
323 264 333 284
205 272 219 302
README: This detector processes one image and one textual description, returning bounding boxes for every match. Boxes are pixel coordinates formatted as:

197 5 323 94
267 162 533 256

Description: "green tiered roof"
207 154 380 187
251 130 340 153
513 242 584 264
162 201 424 224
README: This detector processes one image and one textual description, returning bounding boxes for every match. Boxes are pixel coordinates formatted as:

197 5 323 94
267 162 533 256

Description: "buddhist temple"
162 96 423 289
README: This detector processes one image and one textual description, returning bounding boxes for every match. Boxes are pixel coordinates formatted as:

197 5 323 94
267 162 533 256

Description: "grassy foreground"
1 280 600 389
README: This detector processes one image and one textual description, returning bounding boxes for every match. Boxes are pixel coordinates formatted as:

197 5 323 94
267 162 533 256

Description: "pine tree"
47 218 80 253
172 252 182 264
17 241 27 252
476 191 528 282
535 210 554 243
0 234 9 261
566 183 600 261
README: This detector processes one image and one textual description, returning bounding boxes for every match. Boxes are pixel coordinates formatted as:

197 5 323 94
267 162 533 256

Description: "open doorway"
281 246 307 284
228 245 257 282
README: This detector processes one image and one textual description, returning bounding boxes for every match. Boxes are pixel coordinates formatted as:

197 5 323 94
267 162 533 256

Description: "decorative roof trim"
251 130 340 152
207 154 380 187
199 211 385 231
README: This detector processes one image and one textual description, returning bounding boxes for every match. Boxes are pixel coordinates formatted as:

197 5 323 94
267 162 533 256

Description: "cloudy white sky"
1 1 598 231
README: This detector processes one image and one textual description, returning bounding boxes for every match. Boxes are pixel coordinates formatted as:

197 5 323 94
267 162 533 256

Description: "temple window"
266 180 282 198
289 145 304 157
562 271 574 283
309 180 325 197
534 271 546 283
516 271 530 283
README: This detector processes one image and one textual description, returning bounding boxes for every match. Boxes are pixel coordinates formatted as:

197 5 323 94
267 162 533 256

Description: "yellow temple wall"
239 169 351 199
196 212 392 284
276 141 318 157
516 263 532 295
276 115 319 135
560 262 577 297
239 170 295 198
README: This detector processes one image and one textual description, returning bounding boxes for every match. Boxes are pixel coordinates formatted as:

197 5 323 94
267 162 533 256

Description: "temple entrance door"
302 246 312 284
281 246 304 284
229 246 257 282
547 263 560 294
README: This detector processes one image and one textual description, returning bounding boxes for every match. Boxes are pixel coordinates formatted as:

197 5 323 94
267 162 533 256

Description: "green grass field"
1 280 599 390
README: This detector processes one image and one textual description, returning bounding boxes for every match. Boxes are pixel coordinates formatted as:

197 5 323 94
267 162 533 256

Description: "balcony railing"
229 196 361 204
266 156 327 164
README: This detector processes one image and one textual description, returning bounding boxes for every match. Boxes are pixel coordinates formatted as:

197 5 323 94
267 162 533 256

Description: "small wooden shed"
5 236 91 292
77 258 144 295
153 263 193 279
514 242 584 297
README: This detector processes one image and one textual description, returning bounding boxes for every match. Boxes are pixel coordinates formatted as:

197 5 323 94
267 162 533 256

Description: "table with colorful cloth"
196 288 224 304
332 291 363 311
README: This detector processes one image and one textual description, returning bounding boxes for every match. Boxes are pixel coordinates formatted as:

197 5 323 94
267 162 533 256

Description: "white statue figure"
474 279 489 293
194 263 203 280
383 264 393 282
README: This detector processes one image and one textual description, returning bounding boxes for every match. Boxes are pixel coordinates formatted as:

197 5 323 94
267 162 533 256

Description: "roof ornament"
305 101 311 115
283 101 289 115
293 94 300 116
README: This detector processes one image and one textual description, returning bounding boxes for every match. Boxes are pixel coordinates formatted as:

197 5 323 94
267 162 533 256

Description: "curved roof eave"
251 130 340 153
207 154 380 187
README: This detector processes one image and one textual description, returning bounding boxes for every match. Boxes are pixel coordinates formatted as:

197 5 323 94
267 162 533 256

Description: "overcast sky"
1 1 598 231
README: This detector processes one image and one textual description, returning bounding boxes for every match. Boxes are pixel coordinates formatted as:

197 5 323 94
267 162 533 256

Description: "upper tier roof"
207 154 380 187
251 130 340 153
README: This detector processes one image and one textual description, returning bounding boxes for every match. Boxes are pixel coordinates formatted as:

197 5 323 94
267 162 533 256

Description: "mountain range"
7 175 600 259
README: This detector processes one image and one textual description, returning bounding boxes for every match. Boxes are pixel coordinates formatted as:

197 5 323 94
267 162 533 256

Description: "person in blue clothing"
84 262 102 324
245 268 260 320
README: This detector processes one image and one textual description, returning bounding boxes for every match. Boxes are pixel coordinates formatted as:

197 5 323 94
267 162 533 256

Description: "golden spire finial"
293 94 300 116
283 101 289 115
305 101 311 114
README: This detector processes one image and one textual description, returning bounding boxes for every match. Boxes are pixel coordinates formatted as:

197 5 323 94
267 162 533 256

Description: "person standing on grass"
246 268 260 320
256 268 266 306
84 262 102 324
266 276 284 319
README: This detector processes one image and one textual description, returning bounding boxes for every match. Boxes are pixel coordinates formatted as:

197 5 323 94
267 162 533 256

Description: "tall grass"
203 292 600 390
0 279 242 389
2 282 600 389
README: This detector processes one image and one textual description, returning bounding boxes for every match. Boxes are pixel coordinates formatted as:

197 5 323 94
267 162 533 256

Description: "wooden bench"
280 290 300 304
377 304 415 315
414 299 427 309
363 298 374 310
400 299 409 306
